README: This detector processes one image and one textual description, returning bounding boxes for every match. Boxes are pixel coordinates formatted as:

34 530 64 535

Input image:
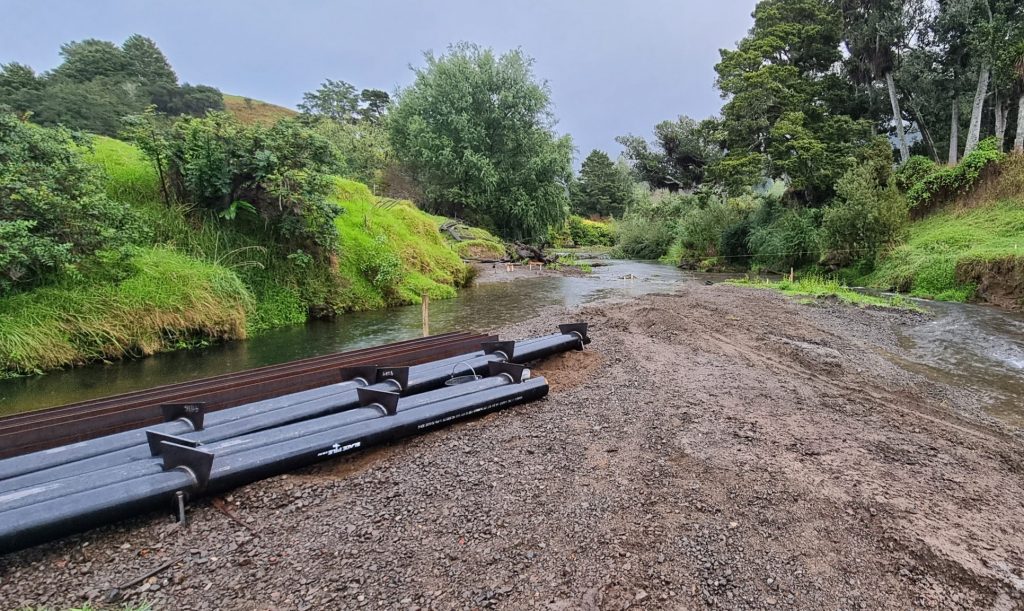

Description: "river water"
1 260 1021 427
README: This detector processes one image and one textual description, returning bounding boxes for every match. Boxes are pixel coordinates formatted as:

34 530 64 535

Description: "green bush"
907 138 1004 210
747 206 821 271
358 234 403 294
677 199 740 258
613 215 676 259
719 219 752 260
125 111 343 258
0 114 142 295
820 161 908 268
894 155 937 192
559 215 615 247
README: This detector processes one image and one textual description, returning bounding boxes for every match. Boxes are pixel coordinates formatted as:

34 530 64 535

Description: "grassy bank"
0 248 250 376
0 136 474 376
728 276 920 311
869 198 1024 304
333 179 470 308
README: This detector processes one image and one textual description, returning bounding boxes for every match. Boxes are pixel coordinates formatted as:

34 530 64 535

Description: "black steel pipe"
0 373 524 512
0 331 581 490
0 377 548 554
0 349 492 487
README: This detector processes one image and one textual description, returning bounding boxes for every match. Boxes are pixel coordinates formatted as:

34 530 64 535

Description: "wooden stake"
789 267 795 282
421 292 430 337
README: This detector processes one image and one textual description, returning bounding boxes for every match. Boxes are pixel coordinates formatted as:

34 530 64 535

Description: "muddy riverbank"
2 284 1022 610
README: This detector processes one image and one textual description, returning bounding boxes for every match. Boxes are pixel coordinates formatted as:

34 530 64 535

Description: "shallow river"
1 260 1021 427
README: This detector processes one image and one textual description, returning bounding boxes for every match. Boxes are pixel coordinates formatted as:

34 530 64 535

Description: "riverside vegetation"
3 2 1024 377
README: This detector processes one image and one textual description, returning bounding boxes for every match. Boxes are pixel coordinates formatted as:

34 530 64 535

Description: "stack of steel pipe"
0 323 590 554
0 331 496 458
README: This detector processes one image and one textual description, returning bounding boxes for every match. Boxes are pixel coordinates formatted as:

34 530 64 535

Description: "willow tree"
389 43 573 241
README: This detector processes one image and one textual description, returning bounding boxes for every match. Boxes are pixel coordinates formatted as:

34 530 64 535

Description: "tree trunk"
1015 91 1024 153
965 63 990 155
907 97 940 163
994 91 1008 152
886 72 910 164
949 96 959 165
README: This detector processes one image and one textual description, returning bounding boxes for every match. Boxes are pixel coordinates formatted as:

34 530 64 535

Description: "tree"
31 77 143 136
299 79 360 123
51 39 130 83
840 0 927 164
316 118 392 186
1015 50 1024 152
713 0 865 203
616 116 721 191
0 113 140 294
358 89 391 123
121 107 173 205
122 34 177 88
1 35 220 134
389 43 573 241
0 63 43 115
572 150 634 217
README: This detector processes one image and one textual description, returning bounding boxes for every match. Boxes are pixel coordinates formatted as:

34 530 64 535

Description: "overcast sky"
2 0 756 161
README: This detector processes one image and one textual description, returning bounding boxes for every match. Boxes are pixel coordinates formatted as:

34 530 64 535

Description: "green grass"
333 179 469 307
0 248 251 376
869 198 1024 302
1 139 481 375
454 239 507 260
727 276 921 311
554 254 593 273
83 135 162 206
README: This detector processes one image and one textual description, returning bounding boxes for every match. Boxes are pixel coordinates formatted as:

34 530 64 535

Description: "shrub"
820 161 908 268
613 215 676 259
747 206 821 271
907 138 1004 211
0 114 142 295
719 219 752 260
564 215 614 247
677 199 740 258
125 111 343 258
358 234 403 294
894 155 937 192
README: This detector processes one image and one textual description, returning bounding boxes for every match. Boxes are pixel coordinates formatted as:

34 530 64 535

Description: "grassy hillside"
223 94 298 125
870 158 1024 307
0 135 473 376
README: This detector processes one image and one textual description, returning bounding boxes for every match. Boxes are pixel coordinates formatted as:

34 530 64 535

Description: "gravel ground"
2 283 1023 610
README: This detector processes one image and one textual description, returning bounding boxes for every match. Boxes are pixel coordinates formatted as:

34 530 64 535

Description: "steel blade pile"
0 323 590 554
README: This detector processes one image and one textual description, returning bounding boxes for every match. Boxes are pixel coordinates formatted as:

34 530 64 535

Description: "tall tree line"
0 35 223 136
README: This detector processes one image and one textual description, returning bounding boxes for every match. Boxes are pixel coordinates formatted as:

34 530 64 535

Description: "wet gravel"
1 283 1023 610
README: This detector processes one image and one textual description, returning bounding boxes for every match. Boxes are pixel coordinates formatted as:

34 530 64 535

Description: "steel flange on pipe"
0 324 589 554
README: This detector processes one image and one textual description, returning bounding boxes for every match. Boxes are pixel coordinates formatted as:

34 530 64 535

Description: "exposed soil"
3 284 1024 610
957 256 1024 311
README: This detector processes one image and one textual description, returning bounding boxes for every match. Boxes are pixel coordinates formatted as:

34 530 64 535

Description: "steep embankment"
0 136 474 377
871 157 1024 308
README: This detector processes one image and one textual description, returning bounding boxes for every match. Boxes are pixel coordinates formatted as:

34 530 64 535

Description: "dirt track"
2 284 1023 610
